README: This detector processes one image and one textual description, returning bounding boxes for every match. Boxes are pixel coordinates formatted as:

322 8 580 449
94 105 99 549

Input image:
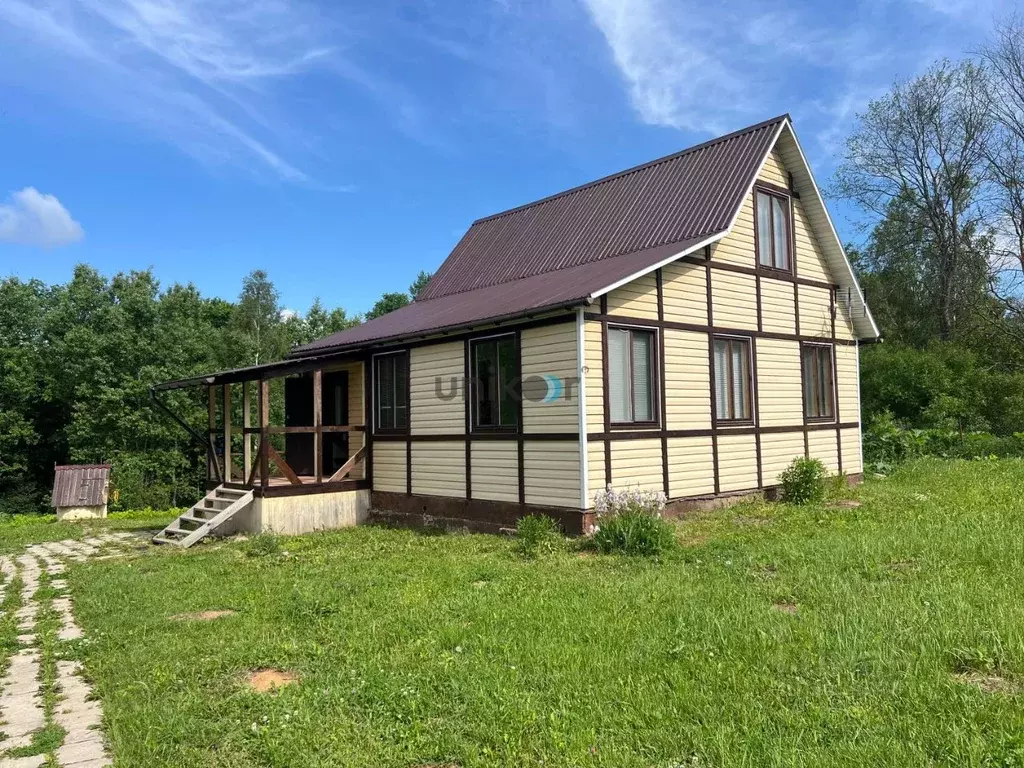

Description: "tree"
366 292 411 320
833 59 993 339
409 270 433 299
223 270 289 366
291 298 361 346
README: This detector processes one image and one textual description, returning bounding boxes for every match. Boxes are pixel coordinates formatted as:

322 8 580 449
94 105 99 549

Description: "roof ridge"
469 114 790 227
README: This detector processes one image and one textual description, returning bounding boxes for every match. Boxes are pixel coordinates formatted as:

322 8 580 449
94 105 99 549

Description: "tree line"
837 16 1024 448
0 266 430 514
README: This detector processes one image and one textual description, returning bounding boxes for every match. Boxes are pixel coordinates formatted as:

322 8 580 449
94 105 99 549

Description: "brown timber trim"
373 432 579 442
258 478 370 498
589 422 857 441
706 258 720 495
255 424 366 435
794 282 802 337
582 312 854 347
223 384 232 483
259 379 270 489
798 343 809 457
678 255 833 290
756 178 800 200
657 268 669 497
516 329 525 505
362 356 375 494
265 442 302 486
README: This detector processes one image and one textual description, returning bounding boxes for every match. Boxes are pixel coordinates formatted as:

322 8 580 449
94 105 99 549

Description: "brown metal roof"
290 238 704 356
289 115 786 357
51 464 111 508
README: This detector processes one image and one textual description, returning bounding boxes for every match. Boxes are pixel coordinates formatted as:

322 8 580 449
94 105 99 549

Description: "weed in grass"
778 457 828 504
514 515 563 558
244 533 282 558
593 512 676 556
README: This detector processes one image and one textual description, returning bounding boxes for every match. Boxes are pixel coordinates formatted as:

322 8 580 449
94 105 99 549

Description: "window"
756 189 791 271
608 327 656 425
802 344 835 421
472 335 519 430
714 337 752 422
374 352 408 432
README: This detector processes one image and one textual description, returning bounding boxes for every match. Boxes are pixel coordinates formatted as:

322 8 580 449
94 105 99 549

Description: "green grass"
36 460 1024 765
0 509 178 553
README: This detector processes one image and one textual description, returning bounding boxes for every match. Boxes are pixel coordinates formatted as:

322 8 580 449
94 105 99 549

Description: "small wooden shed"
51 464 111 520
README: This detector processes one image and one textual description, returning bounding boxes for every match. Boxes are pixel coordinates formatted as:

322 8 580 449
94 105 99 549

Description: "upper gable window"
756 190 791 272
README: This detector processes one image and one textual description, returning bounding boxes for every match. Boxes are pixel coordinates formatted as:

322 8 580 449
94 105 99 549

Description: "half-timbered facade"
153 115 878 541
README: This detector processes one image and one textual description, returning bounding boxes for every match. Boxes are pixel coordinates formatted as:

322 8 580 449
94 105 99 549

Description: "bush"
778 457 827 504
244 532 282 558
515 515 563 558
592 486 675 556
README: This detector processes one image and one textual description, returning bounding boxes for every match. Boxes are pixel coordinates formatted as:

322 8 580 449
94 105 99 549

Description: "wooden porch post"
223 384 232 483
242 381 252 481
259 378 270 489
313 369 323 484
207 386 216 482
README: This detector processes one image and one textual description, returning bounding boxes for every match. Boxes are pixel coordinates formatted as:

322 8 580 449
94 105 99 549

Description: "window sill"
716 420 755 428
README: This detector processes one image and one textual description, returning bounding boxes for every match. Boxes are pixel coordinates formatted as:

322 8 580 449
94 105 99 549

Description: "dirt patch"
771 600 799 614
245 669 299 693
953 671 1022 695
170 610 237 622
828 500 862 509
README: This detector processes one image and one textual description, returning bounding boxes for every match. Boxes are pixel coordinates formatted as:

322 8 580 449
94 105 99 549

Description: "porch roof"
150 348 361 391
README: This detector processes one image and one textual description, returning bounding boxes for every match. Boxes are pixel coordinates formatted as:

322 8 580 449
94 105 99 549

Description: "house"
151 115 878 545
52 464 111 520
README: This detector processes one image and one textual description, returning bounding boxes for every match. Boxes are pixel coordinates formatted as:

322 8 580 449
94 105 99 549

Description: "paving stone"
51 579 68 590
0 755 47 767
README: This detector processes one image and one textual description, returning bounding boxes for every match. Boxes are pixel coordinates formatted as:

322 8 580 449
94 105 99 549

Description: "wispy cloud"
0 188 84 248
0 0 347 183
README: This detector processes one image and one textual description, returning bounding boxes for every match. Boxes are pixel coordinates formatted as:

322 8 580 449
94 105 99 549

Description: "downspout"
576 307 589 514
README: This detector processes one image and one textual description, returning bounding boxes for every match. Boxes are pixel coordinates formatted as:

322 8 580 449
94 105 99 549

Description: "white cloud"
0 188 84 248
0 0 350 184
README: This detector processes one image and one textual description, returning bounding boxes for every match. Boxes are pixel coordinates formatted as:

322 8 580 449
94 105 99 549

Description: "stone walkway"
0 532 145 768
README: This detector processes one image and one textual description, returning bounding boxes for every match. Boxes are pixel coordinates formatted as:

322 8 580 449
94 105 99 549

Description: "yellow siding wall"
667 437 715 497
610 440 663 492
662 261 707 324
717 433 759 492
606 272 658 318
664 329 710 429
808 430 839 473
798 285 832 337
760 150 788 187
759 278 797 334
471 442 518 503
372 442 406 493
841 428 862 474
521 323 578 434
793 198 830 283
756 339 802 427
836 345 860 423
325 361 364 425
410 342 464 435
523 442 580 507
760 432 806 486
711 193 755 266
587 442 605 505
411 442 465 498
584 320 604 433
711 270 758 330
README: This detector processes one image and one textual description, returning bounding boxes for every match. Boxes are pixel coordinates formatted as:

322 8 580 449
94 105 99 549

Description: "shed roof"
51 464 110 508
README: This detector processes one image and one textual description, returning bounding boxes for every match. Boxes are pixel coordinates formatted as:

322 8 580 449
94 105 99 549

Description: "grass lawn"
12 459 1024 766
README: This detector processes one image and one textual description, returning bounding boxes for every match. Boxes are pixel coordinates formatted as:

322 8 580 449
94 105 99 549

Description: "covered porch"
152 353 370 500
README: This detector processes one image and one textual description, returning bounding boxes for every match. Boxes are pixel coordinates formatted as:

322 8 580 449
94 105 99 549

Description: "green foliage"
593 511 676 556
408 270 433 299
514 514 563 558
778 457 827 504
244 532 282 558
365 292 411 320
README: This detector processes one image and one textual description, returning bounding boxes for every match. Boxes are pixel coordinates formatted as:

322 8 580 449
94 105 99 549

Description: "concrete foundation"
227 490 371 536
55 505 107 521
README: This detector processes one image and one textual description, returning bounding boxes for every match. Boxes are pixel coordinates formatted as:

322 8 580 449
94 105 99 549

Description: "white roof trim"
589 117 880 340
589 232 726 300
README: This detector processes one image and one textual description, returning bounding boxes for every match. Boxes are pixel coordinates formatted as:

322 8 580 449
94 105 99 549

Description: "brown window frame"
373 350 410 435
607 324 660 429
469 333 520 434
754 185 793 275
713 335 754 425
802 343 836 423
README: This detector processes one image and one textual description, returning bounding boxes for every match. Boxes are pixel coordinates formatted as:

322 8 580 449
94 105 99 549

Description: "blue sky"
0 0 1016 317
